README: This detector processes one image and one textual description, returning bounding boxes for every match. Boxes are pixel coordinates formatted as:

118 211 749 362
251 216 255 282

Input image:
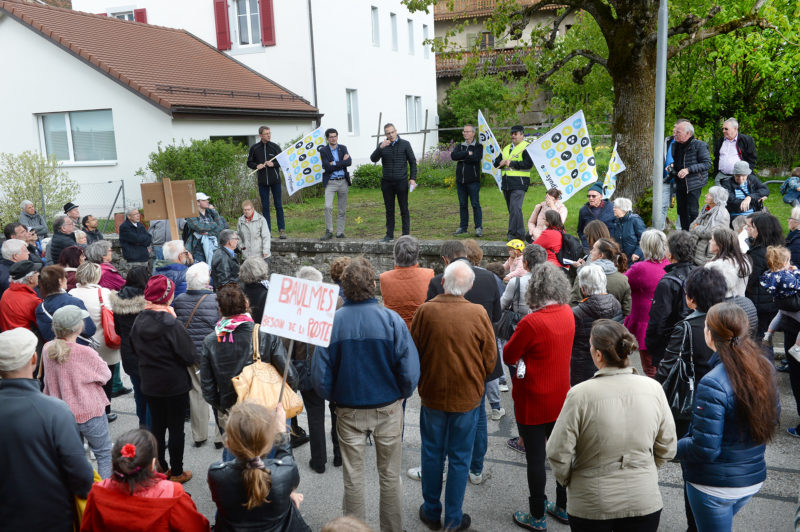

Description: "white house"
71 0 440 165
0 0 322 215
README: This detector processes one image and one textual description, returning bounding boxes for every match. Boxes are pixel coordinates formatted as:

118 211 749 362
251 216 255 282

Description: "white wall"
72 0 439 165
0 14 313 216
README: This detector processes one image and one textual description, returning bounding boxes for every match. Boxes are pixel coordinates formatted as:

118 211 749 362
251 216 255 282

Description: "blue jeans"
470 394 487 475
128 373 151 430
685 482 755 531
258 181 285 231
78 414 113 479
456 181 482 230
784 190 800 205
420 405 479 529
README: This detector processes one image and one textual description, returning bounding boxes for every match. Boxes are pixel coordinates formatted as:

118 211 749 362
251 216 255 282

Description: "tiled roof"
1 0 320 118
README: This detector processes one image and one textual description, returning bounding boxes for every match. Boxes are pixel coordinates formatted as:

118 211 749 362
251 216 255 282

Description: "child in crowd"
760 245 800 360
80 429 210 531
503 239 526 282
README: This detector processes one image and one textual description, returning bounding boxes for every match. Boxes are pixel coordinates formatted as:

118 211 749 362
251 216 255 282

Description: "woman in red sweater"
533 209 565 267
503 262 575 531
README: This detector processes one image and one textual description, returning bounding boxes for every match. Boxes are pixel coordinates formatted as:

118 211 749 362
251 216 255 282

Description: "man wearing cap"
211 229 240 288
82 215 104 245
20 200 48 239
494 125 533 241
721 161 769 219
247 126 286 239
0 260 43 331
576 182 616 250
64 202 80 224
185 192 224 264
48 214 77 266
119 207 153 266
370 123 418 243
713 118 757 186
0 327 95 531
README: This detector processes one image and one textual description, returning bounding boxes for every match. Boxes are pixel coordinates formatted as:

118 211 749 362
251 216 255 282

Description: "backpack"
556 230 584 265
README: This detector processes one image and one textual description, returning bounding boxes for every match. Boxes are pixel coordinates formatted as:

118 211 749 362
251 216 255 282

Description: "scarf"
145 302 176 317
215 313 254 342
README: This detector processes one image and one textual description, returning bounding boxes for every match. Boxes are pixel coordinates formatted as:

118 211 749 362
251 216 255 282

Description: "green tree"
0 151 78 225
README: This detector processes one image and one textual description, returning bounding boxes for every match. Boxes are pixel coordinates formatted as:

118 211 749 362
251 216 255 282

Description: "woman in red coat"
533 209 565 267
503 262 575 531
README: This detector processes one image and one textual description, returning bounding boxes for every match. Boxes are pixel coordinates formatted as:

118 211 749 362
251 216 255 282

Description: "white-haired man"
713 117 757 186
0 239 32 300
671 120 712 231
154 240 193 298
411 259 497 532
119 207 152 264
19 200 48 239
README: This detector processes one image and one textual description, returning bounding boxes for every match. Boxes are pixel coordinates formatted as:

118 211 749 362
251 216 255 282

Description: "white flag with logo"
275 127 326 196
477 110 503 191
602 142 626 198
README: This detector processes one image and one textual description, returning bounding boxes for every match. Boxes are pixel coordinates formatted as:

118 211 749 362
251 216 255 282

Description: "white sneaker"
499 383 510 392
469 471 484 485
407 465 447 481
789 344 800 363
491 407 506 421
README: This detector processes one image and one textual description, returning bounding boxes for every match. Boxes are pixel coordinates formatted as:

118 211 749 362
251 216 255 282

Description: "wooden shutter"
133 8 147 23
213 0 232 51
259 0 276 46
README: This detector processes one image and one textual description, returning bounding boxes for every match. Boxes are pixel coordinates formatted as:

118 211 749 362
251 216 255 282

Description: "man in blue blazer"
318 128 352 240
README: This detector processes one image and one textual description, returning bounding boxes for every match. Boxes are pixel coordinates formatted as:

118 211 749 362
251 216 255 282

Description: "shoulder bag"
98 288 121 349
661 320 696 420
495 277 523 341
231 324 304 419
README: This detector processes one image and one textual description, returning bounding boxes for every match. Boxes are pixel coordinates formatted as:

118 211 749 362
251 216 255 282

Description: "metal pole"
375 112 383 149
39 183 46 221
101 184 123 233
651 0 668 230
121 179 126 214
421 109 429 161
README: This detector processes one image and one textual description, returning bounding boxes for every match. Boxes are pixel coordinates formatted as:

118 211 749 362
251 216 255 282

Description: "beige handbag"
231 324 304 419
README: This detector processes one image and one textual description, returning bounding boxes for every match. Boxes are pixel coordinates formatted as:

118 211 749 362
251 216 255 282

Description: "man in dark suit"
247 126 286 239
318 128 352 240
118 207 152 264
370 123 417 242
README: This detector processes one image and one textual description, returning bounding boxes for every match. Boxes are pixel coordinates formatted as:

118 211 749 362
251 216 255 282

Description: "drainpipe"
307 0 319 127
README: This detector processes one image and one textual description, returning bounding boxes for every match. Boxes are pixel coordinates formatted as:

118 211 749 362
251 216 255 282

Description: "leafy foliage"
0 151 78 226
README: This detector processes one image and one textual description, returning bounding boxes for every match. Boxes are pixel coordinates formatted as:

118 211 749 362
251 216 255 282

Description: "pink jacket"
528 201 568 241
503 255 526 280
623 258 669 350
100 261 126 291
43 341 110 423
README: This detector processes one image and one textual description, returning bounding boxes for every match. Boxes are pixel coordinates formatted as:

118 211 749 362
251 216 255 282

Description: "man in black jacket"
452 124 484 237
82 215 104 244
0 327 94 531
671 120 712 231
211 229 240 288
370 123 417 242
48 214 77 265
247 126 286 239
713 118 757 186
119 207 152 264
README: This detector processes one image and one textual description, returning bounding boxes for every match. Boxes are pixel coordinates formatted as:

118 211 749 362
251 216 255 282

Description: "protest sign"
477 110 503 191
260 274 339 347
602 142 626 198
275 127 325 196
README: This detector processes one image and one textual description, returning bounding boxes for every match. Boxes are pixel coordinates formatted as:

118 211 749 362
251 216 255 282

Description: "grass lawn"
279 180 794 240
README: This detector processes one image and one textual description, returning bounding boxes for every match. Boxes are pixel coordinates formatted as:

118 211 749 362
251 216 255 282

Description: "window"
422 24 430 59
390 13 398 51
39 110 117 163
371 6 379 46
405 95 422 132
479 32 495 50
345 89 359 135
407 19 414 55
112 11 134 21
235 0 260 46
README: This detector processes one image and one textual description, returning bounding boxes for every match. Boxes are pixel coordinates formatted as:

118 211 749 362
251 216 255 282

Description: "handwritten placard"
261 274 339 347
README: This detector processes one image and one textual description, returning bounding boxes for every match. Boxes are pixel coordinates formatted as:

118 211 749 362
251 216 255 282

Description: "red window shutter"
133 8 147 23
259 0 276 46
213 0 232 51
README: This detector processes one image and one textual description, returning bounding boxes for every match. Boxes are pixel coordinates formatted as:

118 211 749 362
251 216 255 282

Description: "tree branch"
536 49 609 85
544 7 575 49
668 17 774 58
668 5 721 40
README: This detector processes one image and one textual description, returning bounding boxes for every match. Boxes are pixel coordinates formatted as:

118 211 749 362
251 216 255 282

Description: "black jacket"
722 175 769 216
83 228 104 245
746 242 778 316
493 148 533 191
788 230 800 267
207 439 311 532
370 137 417 182
130 310 199 397
645 261 695 364
212 247 240 288
243 282 269 325
49 231 76 265
173 289 219 357
119 220 152 262
0 379 94 532
655 310 715 384
571 293 623 386
0 260 8 300
111 287 147 377
319 144 352 187
247 140 282 186
452 142 483 184
673 137 711 192
200 321 297 412
713 133 757 175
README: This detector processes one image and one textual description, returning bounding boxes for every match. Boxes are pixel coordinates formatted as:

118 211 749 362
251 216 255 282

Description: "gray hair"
219 229 237 247
640 229 667 262
526 262 571 310
613 197 632 213
13 270 39 285
163 240 186 262
2 239 27 260
75 261 101 285
84 240 111 263
707 185 729 206
680 121 695 135
393 235 419 267
724 117 739 130
522 244 547 271
578 263 607 296
239 257 269 284
126 207 139 216
21 200 33 209
443 260 474 296
296 266 323 282
73 230 86 242
792 205 800 222
186 262 211 290
732 215 748 232
53 214 69 233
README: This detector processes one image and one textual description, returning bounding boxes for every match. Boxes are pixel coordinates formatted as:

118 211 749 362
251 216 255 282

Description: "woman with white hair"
571 263 623 386
85 240 125 291
624 229 670 377
611 197 646 263
689 185 731 265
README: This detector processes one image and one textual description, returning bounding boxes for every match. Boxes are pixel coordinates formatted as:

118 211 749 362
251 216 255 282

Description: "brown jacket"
410 294 496 412
380 265 435 328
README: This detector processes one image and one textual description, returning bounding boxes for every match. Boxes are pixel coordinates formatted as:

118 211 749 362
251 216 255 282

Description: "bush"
351 164 383 189
0 151 79 227
352 155 459 189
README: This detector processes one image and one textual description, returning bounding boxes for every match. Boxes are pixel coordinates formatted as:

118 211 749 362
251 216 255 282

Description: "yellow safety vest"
501 142 530 178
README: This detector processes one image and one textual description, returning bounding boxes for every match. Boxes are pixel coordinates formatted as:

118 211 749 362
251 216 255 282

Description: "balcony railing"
436 48 528 78
434 0 542 21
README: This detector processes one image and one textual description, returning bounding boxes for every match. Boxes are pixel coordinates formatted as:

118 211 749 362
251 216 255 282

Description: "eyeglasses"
587 194 600 199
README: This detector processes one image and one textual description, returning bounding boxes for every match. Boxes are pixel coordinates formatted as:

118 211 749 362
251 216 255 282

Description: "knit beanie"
144 275 176 305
